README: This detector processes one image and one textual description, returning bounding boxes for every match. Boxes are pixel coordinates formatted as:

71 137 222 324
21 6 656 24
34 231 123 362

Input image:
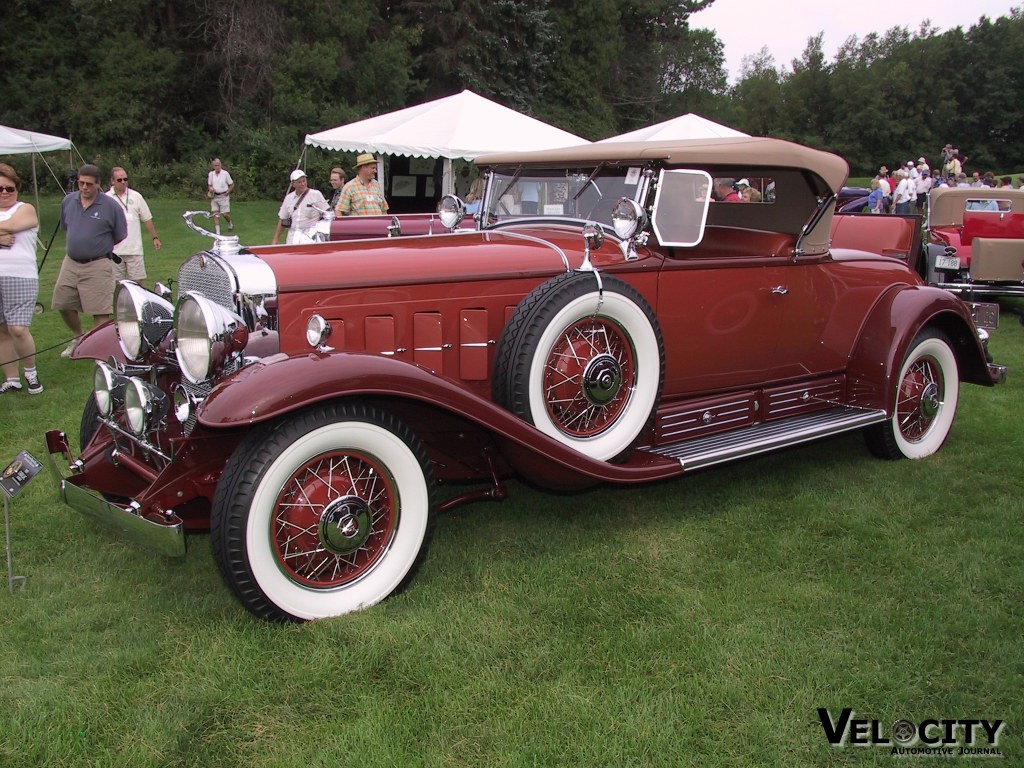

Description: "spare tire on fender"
493 271 665 462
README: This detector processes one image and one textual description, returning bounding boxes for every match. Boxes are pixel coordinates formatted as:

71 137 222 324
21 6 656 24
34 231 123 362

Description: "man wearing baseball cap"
272 169 327 245
336 153 389 217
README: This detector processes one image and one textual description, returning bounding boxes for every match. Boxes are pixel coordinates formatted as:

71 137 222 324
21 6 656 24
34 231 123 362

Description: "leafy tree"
394 0 553 111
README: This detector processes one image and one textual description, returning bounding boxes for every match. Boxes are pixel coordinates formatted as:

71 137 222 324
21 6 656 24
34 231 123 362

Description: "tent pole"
443 158 452 197
31 153 41 230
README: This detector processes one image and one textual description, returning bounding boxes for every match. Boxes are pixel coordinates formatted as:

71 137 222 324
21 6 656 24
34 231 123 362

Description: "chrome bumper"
44 430 186 558
934 281 1024 298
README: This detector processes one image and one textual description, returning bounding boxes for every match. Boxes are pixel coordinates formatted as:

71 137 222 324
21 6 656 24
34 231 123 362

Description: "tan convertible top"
928 186 1024 227
475 136 850 194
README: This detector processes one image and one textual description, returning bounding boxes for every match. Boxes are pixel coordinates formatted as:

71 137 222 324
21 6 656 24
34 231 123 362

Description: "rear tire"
865 330 959 460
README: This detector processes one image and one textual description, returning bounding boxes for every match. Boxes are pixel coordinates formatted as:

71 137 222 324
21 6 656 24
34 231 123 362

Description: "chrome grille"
179 378 211 435
177 253 236 313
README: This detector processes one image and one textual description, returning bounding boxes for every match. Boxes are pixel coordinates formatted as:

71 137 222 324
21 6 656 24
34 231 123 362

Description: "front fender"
847 285 994 412
196 352 682 485
70 321 127 364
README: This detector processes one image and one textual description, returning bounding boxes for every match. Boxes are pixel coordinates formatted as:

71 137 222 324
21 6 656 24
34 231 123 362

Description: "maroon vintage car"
45 137 1006 622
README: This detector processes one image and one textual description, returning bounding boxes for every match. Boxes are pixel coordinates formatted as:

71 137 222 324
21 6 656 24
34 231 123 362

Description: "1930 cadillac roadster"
45 137 1007 622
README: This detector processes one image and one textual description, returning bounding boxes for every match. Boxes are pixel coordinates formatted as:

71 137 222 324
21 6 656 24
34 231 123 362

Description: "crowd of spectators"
868 143 1023 214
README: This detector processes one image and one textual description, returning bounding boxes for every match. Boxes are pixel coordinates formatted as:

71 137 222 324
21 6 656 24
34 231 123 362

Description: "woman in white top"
0 163 42 394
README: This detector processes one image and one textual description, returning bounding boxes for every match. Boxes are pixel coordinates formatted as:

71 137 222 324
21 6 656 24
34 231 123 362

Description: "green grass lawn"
1 197 1021 766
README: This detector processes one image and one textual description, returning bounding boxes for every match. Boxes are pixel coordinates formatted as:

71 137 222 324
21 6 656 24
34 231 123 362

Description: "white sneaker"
26 371 43 395
0 379 23 394
60 340 79 359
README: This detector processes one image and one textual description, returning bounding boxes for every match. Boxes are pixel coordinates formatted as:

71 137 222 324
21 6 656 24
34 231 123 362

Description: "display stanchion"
2 450 42 594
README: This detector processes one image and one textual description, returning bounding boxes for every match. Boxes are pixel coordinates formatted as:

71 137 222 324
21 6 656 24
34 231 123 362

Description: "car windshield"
484 166 645 225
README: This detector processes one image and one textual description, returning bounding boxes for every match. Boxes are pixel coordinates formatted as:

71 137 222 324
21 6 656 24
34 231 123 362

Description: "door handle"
770 286 789 295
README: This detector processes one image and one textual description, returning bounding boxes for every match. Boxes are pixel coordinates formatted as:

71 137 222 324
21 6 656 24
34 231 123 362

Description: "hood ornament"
182 211 241 257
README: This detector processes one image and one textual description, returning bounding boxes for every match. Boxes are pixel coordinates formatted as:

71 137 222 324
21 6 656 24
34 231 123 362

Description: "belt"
71 254 110 264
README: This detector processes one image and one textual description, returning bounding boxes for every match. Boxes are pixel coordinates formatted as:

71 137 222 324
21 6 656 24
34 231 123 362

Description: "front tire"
211 402 436 622
865 330 960 460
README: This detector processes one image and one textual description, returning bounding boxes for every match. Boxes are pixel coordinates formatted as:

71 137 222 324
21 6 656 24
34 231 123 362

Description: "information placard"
1 451 42 499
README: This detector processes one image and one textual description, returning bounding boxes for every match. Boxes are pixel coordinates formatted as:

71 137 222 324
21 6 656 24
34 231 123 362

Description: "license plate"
935 254 960 270
968 301 999 329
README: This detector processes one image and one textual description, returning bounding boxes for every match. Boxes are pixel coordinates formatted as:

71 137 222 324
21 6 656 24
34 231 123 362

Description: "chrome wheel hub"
920 381 940 420
582 353 623 406
318 495 372 556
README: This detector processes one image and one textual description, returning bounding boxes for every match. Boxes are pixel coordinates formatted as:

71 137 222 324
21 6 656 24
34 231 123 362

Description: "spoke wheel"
271 450 398 589
544 320 635 437
494 272 664 462
865 330 960 460
212 402 435 622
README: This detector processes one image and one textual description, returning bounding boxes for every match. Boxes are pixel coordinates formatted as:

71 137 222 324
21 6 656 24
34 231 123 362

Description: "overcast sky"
693 0 1021 82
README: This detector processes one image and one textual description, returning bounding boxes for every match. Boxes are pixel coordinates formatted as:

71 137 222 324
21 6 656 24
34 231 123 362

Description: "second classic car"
45 137 1006 622
922 185 1024 302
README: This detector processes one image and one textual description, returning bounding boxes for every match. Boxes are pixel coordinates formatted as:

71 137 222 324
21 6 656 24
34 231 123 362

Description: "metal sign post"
1 450 42 594
4 494 26 593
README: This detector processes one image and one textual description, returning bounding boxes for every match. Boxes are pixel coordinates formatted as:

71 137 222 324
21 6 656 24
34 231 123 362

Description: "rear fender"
196 353 681 485
847 286 993 413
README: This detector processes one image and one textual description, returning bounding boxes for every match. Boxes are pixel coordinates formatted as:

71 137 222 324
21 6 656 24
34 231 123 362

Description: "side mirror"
578 222 604 272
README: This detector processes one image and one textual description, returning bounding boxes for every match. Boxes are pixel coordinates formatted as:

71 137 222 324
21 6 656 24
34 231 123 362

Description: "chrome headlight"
306 314 331 347
124 378 168 436
93 361 128 417
438 194 466 230
114 281 175 361
611 198 647 240
174 292 249 384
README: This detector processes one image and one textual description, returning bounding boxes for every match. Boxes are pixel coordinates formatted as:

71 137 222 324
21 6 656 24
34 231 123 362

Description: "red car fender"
196 352 682 485
70 321 127 364
847 284 993 412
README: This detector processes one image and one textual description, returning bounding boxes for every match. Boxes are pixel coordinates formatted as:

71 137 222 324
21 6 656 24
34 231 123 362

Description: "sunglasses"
0 185 16 194
114 177 128 182
78 180 98 188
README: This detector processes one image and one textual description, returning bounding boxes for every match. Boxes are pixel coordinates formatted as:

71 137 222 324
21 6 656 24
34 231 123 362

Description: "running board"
647 406 887 472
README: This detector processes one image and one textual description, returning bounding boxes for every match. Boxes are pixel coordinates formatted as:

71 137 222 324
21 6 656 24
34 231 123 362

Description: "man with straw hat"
336 153 389 217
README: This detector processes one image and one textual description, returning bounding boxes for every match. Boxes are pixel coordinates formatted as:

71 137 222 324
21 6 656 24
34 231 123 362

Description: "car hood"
250 227 605 292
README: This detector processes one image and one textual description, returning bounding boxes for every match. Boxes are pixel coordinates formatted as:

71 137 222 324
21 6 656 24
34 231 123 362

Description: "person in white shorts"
207 157 235 234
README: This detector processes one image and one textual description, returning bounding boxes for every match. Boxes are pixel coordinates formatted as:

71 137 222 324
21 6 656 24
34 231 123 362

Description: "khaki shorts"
112 253 147 282
51 256 115 315
211 195 231 213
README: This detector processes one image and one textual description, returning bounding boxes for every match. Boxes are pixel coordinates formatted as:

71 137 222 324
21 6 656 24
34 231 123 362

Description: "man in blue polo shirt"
52 163 127 358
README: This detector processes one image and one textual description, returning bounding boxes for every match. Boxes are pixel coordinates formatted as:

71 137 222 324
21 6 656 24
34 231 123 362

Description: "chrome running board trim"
647 406 887 472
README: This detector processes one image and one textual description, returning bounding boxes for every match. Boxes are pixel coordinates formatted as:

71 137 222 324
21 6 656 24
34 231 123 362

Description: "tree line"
1 0 1021 196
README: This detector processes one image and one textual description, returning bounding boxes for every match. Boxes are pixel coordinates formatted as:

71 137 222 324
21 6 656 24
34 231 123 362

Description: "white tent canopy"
305 90 588 195
0 125 72 154
0 124 75 226
599 113 748 143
